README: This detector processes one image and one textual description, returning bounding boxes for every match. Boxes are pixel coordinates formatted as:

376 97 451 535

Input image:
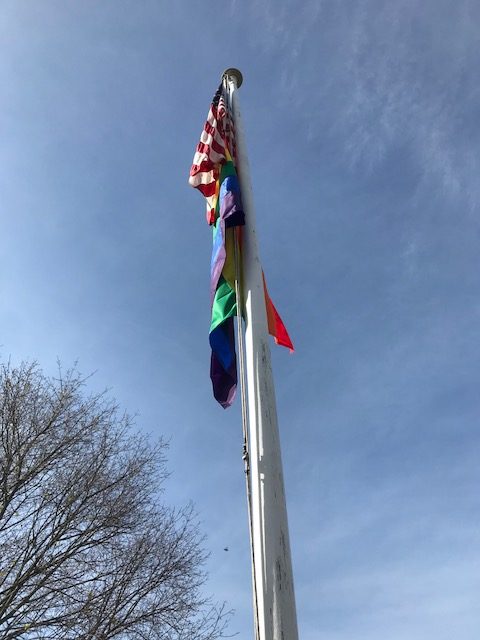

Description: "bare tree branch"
0 363 230 640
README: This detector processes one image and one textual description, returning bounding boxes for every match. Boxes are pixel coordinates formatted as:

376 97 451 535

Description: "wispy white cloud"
235 0 480 206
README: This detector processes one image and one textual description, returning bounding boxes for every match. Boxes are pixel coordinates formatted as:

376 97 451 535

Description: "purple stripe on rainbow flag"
210 317 237 408
210 222 226 304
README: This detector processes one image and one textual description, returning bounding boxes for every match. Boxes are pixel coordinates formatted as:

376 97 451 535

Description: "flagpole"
223 69 299 640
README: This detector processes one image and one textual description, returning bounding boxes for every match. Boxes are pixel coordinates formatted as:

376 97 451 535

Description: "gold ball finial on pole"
223 68 243 87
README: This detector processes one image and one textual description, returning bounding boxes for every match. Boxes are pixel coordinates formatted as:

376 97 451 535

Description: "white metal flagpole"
223 68 299 640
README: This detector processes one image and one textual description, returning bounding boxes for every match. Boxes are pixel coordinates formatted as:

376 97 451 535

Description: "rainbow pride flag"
208 159 245 407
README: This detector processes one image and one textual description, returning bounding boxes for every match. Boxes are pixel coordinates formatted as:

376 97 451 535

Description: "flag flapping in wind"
189 82 293 408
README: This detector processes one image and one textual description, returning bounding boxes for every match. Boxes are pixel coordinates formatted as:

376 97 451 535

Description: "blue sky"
1 1 480 638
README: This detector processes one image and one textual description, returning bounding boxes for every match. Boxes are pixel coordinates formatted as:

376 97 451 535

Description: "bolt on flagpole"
223 68 299 640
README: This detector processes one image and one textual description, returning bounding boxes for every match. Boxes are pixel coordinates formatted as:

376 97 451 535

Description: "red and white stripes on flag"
189 83 236 225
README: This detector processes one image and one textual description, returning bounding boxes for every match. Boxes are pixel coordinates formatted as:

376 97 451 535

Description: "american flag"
189 82 236 225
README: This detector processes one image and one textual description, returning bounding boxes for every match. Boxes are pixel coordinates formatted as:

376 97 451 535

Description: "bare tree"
0 362 228 640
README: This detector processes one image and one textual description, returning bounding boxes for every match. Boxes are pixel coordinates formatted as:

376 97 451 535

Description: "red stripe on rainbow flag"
263 273 294 352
